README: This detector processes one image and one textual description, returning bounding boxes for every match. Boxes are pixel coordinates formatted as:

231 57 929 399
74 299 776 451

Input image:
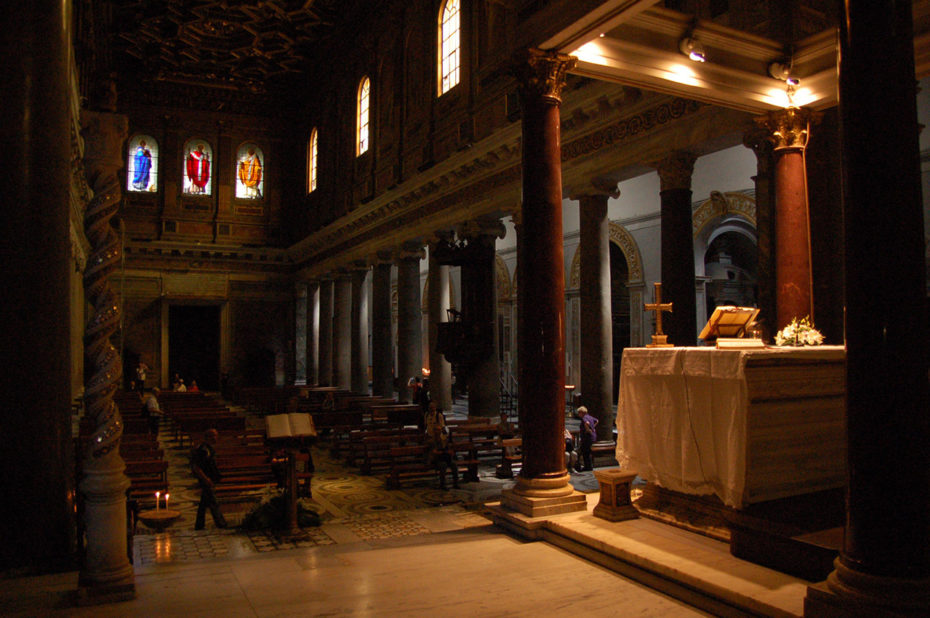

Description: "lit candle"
156 491 161 511
165 493 169 511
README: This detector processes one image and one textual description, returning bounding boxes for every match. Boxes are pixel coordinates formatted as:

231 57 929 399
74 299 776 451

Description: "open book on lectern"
699 306 760 341
265 413 317 439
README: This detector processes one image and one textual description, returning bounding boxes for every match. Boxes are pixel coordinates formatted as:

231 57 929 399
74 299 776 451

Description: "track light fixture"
768 61 800 87
679 37 706 62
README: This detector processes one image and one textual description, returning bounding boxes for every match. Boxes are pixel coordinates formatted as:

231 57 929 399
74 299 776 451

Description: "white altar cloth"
616 346 846 508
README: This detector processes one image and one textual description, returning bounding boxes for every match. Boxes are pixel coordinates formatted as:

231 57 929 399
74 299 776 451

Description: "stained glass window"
308 129 318 193
126 134 158 193
439 0 460 95
357 77 370 156
182 139 213 196
235 142 264 199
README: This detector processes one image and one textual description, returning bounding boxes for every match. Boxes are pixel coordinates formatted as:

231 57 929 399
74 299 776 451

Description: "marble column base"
75 581 136 606
805 559 930 616
500 487 587 518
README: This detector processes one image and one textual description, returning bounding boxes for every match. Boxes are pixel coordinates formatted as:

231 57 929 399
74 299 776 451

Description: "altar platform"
489 492 813 617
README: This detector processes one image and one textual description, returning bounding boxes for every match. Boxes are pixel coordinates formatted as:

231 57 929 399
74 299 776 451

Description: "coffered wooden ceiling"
109 0 368 92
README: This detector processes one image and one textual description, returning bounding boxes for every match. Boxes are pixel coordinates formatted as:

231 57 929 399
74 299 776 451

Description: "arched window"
357 77 370 156
438 0 460 95
308 128 318 193
126 134 159 192
182 139 213 196
235 142 264 199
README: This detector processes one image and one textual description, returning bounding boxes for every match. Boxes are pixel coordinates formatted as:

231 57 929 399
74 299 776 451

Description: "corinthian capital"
512 48 577 104
755 107 821 151
654 150 697 192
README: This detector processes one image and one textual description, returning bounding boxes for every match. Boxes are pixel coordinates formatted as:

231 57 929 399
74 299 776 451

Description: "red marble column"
505 49 583 511
655 151 698 346
806 0 930 614
756 108 819 331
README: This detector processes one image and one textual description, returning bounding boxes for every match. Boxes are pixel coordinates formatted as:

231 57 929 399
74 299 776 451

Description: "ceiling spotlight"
768 61 799 86
680 37 706 62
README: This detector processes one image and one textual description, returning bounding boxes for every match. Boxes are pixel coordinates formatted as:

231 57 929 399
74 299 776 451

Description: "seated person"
564 428 578 472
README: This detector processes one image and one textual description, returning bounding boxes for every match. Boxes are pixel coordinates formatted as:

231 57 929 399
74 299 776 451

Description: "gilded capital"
755 107 821 151
654 151 697 192
512 48 577 104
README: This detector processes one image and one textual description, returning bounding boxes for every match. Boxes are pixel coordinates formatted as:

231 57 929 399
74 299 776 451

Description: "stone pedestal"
592 469 638 522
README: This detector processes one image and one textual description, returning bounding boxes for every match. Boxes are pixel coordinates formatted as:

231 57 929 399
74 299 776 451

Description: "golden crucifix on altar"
645 282 674 348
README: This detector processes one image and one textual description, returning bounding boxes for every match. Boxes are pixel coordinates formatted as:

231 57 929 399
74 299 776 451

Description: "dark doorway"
703 231 758 317
610 243 630 403
169 305 220 391
244 348 276 388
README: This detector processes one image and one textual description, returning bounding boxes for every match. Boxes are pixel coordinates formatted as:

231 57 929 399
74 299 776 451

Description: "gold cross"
644 282 674 347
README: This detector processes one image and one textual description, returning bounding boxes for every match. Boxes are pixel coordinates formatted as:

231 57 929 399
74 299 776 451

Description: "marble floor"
3 400 814 616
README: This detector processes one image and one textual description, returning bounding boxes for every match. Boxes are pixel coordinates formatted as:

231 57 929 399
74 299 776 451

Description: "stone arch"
569 221 644 288
692 191 756 240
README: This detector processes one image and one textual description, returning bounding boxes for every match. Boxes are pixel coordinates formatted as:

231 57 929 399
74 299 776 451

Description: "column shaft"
1 0 77 573
308 281 320 385
512 50 575 496
333 276 352 390
774 148 812 328
294 283 308 385
427 248 453 410
371 262 394 398
396 255 423 403
578 194 614 439
807 0 930 613
318 279 334 386
461 228 501 418
657 152 698 346
351 269 370 394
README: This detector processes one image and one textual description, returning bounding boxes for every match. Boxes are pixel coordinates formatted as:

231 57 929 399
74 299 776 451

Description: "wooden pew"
361 433 424 475
449 424 502 483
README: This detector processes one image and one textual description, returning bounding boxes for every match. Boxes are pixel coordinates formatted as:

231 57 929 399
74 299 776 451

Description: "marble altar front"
617 346 846 508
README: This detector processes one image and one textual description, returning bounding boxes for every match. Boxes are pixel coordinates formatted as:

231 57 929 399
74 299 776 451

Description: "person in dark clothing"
424 400 458 490
575 406 598 472
190 428 227 530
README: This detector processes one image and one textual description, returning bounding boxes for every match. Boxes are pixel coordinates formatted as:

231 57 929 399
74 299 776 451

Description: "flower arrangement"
774 316 824 346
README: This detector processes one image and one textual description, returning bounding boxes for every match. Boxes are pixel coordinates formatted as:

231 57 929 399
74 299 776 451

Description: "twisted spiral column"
77 109 134 601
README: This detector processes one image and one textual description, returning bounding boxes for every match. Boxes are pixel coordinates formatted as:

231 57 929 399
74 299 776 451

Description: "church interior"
3 0 929 615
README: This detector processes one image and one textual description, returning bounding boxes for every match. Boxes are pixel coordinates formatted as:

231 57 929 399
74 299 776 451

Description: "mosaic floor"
132 409 601 566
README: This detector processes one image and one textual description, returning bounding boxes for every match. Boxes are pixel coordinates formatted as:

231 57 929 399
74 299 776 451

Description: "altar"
617 346 846 509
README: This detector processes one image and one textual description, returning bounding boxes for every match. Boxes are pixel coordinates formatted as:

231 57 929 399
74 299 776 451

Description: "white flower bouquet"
774 316 824 346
